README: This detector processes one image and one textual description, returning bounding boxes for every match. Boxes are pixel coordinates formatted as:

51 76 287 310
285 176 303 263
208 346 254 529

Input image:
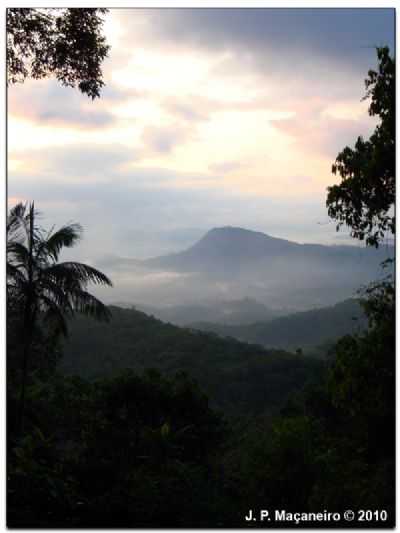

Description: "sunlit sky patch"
8 8 395 264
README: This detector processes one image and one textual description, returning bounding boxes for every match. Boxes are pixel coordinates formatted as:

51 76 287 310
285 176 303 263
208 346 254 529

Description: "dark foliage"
7 370 230 527
60 305 324 417
7 202 112 434
327 47 395 247
7 8 109 98
192 298 367 355
228 278 394 526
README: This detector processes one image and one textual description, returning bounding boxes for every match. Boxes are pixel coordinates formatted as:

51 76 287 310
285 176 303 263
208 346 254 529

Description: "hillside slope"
60 306 323 416
134 297 286 326
141 226 391 275
191 299 367 354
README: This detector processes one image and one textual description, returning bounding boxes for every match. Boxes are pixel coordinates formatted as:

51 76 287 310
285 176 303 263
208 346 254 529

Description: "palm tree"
7 201 113 433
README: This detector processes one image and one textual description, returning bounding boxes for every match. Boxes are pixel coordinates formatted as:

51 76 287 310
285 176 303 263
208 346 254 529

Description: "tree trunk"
17 334 31 435
17 203 35 436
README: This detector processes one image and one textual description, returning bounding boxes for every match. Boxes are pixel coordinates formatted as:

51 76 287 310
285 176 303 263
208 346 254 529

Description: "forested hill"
60 306 323 417
191 299 367 354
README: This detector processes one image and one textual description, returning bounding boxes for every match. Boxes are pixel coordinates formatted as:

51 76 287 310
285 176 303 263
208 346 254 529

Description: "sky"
8 8 395 266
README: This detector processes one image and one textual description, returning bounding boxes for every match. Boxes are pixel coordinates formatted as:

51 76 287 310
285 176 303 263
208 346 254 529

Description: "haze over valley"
98 226 392 316
7 7 395 527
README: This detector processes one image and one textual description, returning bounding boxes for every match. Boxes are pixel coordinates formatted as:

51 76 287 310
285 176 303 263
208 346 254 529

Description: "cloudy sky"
8 8 395 265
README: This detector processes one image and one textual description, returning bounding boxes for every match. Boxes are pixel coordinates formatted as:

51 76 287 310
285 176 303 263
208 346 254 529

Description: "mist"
92 226 392 324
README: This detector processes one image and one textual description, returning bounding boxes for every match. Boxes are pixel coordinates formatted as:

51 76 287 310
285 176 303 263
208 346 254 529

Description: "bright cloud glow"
7 8 394 261
112 48 214 94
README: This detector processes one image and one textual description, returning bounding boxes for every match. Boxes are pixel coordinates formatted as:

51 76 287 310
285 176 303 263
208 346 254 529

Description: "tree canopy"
7 8 110 99
327 47 395 247
7 202 113 335
7 202 113 432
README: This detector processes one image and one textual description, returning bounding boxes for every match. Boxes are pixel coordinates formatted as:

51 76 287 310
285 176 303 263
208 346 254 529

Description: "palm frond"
7 201 43 250
45 262 113 288
7 202 28 243
7 241 30 269
8 202 113 344
8 202 27 220
69 289 112 321
39 278 74 314
40 294 69 337
38 223 83 262
7 262 27 286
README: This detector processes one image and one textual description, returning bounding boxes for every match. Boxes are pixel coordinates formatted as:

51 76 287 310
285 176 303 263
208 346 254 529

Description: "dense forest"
7 282 395 527
60 306 325 416
7 10 395 529
190 298 367 355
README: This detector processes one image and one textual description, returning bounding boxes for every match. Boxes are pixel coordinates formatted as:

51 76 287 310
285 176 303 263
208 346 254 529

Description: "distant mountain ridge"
97 226 393 310
141 227 300 272
133 297 287 326
140 226 392 274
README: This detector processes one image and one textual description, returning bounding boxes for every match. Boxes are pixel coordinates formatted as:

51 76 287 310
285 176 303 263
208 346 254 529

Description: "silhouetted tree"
7 8 109 99
327 47 395 247
7 202 113 432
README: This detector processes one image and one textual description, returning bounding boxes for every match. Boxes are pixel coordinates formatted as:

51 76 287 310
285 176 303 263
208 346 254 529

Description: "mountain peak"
206 226 272 238
182 226 298 266
196 226 293 250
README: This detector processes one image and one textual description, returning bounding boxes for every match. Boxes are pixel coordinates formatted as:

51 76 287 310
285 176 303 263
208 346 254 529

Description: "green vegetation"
60 306 323 417
232 277 394 521
7 47 395 528
192 298 367 355
8 370 230 527
7 202 112 433
327 46 394 247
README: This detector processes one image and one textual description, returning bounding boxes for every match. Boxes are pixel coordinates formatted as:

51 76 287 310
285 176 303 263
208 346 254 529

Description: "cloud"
9 164 343 265
8 79 119 130
108 8 394 126
162 96 211 123
208 161 243 174
141 123 194 154
272 104 377 159
10 144 137 182
10 149 360 306
132 9 394 71
161 92 296 125
9 141 225 192
8 7 393 286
